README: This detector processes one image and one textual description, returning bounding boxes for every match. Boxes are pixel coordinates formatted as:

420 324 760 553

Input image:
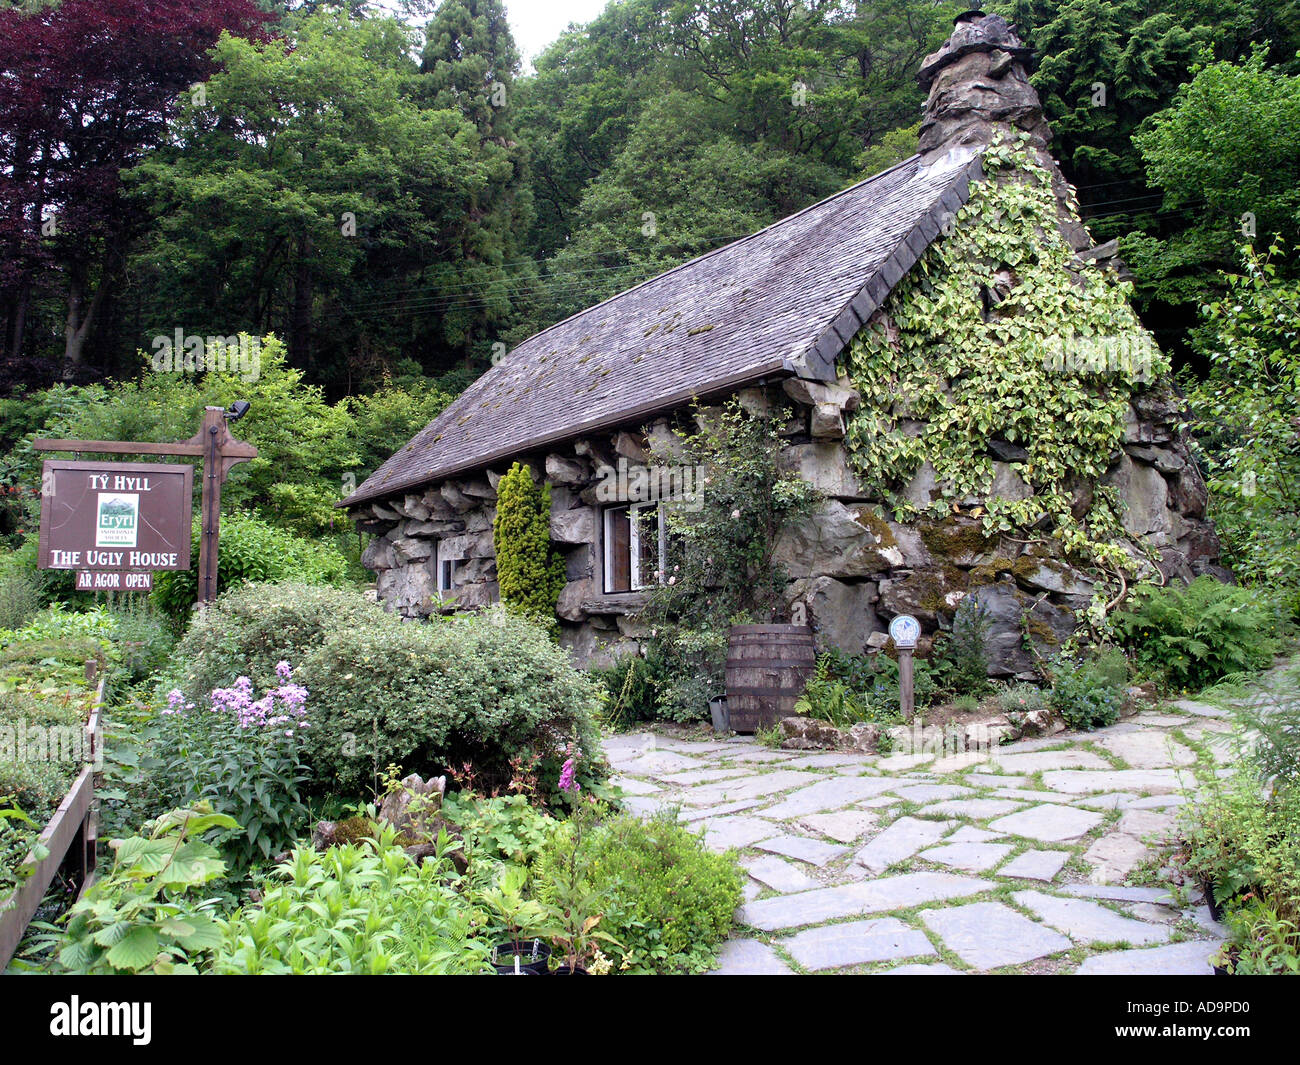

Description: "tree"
492 462 565 620
1187 241 1300 616
415 0 538 365
0 0 268 371
126 8 494 388
1131 50 1300 306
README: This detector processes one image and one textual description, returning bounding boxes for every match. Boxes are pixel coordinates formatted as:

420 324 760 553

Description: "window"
602 504 664 593
435 541 461 595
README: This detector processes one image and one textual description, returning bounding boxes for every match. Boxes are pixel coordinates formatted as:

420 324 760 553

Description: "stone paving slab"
684 770 823 807
740 872 991 932
1081 831 1151 883
947 826 1004 844
1171 699 1230 718
879 962 964 975
963 772 1028 788
1059 883 1178 904
1074 941 1220 975
799 809 879 844
781 918 937 971
708 938 794 975
1013 890 1173 946
696 816 780 852
1092 731 1197 769
997 849 1069 882
991 749 1111 773
755 834 849 867
1040 768 1193 794
611 775 661 795
658 767 751 786
915 798 1026 819
990 788 1056 802
988 803 1104 842
785 753 874 770
855 817 954 873
743 855 820 893
890 783 975 803
1072 792 1133 810
617 751 706 775
1123 794 1187 810
677 799 767 822
758 776 899 818
918 841 1014 872
920 902 1072 971
1128 713 1192 728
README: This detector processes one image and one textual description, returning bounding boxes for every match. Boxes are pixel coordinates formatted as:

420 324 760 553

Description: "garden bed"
0 637 106 970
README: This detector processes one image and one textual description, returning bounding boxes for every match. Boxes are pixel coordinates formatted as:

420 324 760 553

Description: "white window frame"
435 541 459 595
602 503 667 594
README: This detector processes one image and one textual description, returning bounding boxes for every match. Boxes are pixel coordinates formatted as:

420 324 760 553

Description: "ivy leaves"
843 136 1168 570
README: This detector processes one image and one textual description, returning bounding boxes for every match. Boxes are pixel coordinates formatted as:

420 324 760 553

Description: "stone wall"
353 375 1223 677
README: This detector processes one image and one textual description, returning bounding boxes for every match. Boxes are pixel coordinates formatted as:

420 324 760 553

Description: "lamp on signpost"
888 614 921 720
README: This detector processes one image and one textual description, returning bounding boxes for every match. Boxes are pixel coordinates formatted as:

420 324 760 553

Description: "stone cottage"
341 12 1225 678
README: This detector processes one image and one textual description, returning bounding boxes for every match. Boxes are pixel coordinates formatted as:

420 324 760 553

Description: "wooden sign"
38 460 192 573
33 407 258 607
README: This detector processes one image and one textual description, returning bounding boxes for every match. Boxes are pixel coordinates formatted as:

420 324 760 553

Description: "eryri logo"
49 997 151 1046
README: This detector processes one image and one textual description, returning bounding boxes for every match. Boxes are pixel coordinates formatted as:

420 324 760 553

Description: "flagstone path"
605 697 1248 975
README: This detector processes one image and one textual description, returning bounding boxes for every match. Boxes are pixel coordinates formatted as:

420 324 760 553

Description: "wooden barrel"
725 624 816 733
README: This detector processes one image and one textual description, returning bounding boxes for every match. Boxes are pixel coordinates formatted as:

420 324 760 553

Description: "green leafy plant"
794 653 873 729
1186 242 1300 620
477 862 553 963
998 683 1048 715
215 826 490 975
843 135 1165 581
295 605 606 801
444 790 557 868
492 461 565 621
639 399 820 721
1047 652 1126 731
153 512 350 622
152 668 311 874
537 809 742 974
49 804 236 974
931 597 993 697
1113 576 1277 689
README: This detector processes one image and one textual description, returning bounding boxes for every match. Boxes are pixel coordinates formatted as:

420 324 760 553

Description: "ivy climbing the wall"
492 461 566 622
843 134 1168 578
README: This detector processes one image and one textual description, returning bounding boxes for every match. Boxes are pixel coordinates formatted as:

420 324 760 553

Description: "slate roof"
343 146 984 508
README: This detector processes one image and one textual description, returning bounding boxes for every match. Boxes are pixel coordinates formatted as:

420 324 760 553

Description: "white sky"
503 0 610 66
368 0 612 70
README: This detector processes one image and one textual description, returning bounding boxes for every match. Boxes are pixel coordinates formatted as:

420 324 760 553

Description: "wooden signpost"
889 614 921 720
34 405 256 606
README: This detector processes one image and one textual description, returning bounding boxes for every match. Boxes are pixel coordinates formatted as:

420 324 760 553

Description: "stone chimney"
917 10 1052 164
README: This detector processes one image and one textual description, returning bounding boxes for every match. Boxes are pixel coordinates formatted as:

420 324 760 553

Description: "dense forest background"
3 0 1297 396
1 0 1298 609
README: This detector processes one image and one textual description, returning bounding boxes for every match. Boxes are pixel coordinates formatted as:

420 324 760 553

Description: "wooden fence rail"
0 674 104 970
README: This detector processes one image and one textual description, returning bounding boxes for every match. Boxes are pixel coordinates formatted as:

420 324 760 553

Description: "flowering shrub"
163 580 387 704
154 662 310 872
298 606 606 802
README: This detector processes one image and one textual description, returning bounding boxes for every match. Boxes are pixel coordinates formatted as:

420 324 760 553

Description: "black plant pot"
492 939 551 975
1200 876 1225 922
551 964 588 975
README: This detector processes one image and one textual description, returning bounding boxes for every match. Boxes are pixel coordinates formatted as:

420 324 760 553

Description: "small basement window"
602 504 664 593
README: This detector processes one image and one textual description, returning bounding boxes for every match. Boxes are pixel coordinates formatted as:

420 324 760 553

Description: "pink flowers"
559 747 581 794
169 664 309 732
